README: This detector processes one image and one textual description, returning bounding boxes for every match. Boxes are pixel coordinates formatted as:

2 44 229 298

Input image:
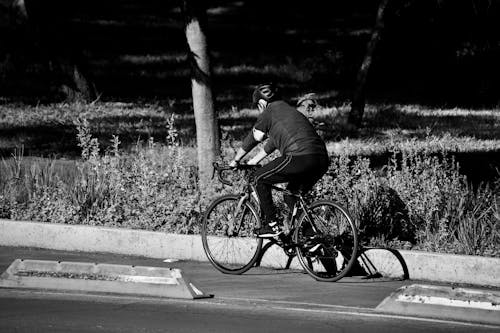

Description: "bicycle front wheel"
293 200 358 282
201 194 262 274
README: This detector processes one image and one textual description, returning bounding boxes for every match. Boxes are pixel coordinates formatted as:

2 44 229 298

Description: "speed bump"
0 259 212 299
377 284 500 326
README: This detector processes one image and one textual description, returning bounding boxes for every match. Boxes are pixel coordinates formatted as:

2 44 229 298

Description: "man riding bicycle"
229 83 329 238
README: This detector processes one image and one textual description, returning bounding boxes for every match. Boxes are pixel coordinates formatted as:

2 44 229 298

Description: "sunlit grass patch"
363 104 500 139
213 63 313 82
1 102 499 158
326 135 500 157
119 53 187 65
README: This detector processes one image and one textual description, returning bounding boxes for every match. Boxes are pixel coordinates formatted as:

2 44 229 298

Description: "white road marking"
2 289 499 329
273 306 500 329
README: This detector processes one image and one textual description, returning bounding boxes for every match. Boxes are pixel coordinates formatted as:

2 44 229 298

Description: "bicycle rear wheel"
293 200 358 282
202 194 262 274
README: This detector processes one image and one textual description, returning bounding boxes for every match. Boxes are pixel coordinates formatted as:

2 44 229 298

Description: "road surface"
0 246 498 332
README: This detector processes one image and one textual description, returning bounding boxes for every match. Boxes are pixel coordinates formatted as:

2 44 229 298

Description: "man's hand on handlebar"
212 161 261 186
229 160 259 168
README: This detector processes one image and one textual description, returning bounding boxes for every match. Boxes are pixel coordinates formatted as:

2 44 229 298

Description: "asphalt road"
0 246 498 332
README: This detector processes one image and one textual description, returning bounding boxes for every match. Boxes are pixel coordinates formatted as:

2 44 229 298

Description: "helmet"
252 83 280 106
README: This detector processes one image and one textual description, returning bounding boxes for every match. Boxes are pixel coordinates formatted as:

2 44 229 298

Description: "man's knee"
255 179 270 192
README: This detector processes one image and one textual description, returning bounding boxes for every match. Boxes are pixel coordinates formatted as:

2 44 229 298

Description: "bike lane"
0 245 411 309
1 245 499 329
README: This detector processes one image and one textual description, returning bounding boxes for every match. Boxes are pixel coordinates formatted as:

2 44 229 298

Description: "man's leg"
253 156 292 221
252 156 294 237
252 155 329 238
284 154 329 210
285 155 330 238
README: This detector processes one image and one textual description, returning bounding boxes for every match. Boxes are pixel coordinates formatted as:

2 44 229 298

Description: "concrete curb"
1 219 499 287
360 248 500 287
0 219 294 270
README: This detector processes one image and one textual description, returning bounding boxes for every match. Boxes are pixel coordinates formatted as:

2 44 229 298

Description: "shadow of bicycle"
353 246 409 280
254 241 409 281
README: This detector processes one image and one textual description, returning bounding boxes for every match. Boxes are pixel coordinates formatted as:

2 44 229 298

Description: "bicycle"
201 162 359 282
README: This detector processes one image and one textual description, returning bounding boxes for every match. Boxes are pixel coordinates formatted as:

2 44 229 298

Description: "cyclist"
229 83 329 238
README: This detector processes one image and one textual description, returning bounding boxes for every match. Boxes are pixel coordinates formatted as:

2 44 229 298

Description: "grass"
2 101 498 180
1 101 499 151
0 100 499 186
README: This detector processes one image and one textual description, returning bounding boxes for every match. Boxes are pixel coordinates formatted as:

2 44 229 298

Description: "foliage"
312 149 499 256
0 112 498 257
1 116 202 233
312 155 413 246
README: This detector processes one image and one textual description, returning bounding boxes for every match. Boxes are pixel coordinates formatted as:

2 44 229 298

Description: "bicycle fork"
225 193 250 237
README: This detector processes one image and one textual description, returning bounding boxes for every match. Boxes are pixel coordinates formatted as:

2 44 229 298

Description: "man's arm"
246 137 275 165
229 128 267 167
229 147 247 167
246 149 268 165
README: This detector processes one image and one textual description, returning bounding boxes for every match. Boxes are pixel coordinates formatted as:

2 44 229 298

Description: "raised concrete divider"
376 284 500 326
0 258 212 299
1 219 499 287
359 248 500 287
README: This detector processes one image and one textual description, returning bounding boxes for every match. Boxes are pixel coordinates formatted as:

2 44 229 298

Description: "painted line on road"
219 296 369 311
218 296 500 329
274 306 500 329
2 288 499 329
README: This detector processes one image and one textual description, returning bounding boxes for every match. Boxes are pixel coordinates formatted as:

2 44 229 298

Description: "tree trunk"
348 0 390 128
182 0 220 192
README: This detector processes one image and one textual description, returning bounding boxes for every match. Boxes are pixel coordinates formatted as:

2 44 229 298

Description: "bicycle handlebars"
212 162 260 186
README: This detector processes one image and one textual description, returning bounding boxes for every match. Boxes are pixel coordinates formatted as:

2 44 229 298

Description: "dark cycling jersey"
242 100 327 156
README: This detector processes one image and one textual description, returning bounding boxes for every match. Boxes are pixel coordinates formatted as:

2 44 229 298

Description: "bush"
0 118 498 257
313 155 413 246
1 116 203 233
313 149 499 255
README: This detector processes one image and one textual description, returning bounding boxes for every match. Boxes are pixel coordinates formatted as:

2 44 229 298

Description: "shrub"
0 119 498 257
1 116 203 233
313 155 413 245
445 182 499 256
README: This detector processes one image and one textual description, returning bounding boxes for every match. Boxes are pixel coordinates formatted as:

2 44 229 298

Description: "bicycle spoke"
202 195 262 274
294 200 358 282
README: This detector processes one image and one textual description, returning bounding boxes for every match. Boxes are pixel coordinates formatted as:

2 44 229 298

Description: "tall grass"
1 116 203 232
0 117 498 257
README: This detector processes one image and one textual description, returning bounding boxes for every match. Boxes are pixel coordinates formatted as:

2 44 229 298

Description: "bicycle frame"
242 182 318 238
207 162 359 281
213 162 318 240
